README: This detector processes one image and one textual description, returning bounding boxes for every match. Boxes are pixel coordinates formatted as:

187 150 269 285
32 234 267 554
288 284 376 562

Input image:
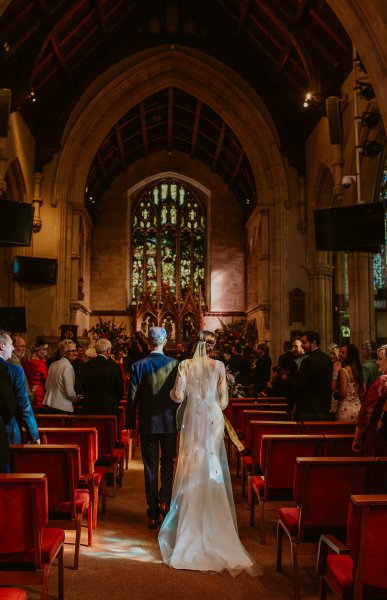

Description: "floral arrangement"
85 319 130 354
225 366 246 398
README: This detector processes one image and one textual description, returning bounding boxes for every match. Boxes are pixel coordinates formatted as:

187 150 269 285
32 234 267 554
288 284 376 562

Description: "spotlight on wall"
360 140 384 157
355 81 375 101
361 111 381 129
303 92 313 108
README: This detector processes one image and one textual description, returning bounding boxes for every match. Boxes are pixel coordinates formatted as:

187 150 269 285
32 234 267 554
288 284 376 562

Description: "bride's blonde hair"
196 330 216 355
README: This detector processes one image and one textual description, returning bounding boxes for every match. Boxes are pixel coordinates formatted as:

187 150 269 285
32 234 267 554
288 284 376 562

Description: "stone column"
69 209 82 325
348 252 374 346
32 172 43 233
305 263 334 349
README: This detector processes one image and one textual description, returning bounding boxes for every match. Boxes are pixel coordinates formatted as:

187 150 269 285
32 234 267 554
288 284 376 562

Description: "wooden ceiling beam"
50 34 72 83
114 124 126 169
167 88 173 152
229 148 244 189
310 9 348 51
271 38 292 84
190 98 202 158
139 101 148 157
95 0 110 46
96 151 110 188
212 121 226 170
237 0 251 43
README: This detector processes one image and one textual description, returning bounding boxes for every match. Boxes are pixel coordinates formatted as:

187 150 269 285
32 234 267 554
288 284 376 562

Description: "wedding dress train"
158 350 261 577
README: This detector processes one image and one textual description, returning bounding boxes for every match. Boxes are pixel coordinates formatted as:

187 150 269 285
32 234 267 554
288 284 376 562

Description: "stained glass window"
131 179 206 303
373 160 387 292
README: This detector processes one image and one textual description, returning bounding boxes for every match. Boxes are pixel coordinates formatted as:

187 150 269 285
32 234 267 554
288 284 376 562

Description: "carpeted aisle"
23 449 320 599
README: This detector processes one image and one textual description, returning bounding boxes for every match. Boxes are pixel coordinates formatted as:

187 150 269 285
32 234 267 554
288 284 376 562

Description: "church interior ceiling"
0 0 352 216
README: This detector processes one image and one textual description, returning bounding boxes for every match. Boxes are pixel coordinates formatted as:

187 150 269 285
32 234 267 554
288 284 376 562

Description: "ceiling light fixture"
361 111 381 129
355 81 375 101
360 140 384 157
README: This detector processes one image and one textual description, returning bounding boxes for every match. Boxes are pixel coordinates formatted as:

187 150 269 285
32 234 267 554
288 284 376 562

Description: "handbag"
176 396 187 432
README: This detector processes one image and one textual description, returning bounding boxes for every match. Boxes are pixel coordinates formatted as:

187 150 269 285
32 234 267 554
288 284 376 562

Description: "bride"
158 330 261 577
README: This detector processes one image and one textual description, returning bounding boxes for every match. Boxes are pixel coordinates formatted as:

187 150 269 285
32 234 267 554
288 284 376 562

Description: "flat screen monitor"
0 307 27 332
314 202 385 252
12 256 58 285
0 199 34 246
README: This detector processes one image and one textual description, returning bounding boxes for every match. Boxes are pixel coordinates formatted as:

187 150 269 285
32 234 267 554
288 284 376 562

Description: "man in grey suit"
127 327 178 529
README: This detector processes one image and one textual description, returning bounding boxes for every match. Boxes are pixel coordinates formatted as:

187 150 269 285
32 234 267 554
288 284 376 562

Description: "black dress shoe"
148 517 160 529
159 502 170 518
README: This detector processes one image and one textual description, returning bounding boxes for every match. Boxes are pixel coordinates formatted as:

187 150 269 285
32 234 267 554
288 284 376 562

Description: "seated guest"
258 365 288 398
23 342 48 411
0 330 40 444
43 340 80 413
81 338 124 415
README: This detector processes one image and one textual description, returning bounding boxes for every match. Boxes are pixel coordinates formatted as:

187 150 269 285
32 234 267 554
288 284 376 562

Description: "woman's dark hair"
341 343 364 388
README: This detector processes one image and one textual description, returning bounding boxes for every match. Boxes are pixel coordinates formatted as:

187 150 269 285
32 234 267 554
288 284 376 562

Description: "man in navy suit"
127 327 178 529
0 330 40 444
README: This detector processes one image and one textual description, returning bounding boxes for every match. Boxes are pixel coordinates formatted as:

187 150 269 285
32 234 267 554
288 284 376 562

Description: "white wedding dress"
158 346 261 577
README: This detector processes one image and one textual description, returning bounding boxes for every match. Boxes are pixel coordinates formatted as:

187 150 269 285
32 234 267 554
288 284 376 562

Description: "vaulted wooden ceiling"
0 0 352 216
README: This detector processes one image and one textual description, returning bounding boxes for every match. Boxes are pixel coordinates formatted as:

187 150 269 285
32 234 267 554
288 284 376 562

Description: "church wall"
89 150 246 323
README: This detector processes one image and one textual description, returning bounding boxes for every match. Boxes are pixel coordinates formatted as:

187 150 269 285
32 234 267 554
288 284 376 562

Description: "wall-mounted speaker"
326 96 342 145
0 88 11 138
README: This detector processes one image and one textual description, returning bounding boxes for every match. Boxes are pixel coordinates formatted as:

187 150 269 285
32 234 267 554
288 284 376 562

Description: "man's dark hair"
301 330 320 346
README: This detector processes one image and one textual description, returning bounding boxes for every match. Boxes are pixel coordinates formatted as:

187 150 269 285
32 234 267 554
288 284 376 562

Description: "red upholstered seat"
276 457 380 600
317 494 387 600
249 435 322 543
0 474 64 600
10 444 92 570
0 589 28 600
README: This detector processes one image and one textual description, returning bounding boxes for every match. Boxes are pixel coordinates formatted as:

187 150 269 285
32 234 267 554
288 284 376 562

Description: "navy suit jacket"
0 358 39 444
127 352 179 434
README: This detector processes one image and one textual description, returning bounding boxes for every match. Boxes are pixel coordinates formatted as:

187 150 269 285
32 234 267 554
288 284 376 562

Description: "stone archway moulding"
52 45 288 213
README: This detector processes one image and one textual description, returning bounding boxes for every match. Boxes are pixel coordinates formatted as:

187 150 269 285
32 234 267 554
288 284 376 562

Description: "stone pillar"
297 177 307 233
32 172 43 233
258 210 270 338
305 263 334 349
69 209 82 325
348 252 374 346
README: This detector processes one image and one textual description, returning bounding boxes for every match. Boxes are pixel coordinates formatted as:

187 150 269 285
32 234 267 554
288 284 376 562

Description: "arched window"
131 178 206 303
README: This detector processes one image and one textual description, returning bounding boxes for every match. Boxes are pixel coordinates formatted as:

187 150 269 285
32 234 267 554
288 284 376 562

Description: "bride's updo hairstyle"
196 330 217 355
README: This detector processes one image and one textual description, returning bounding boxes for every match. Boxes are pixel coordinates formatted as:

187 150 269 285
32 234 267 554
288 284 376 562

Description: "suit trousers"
140 432 177 519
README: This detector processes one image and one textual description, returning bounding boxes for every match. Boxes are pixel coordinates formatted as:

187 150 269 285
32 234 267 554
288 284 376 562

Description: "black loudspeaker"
326 96 342 145
0 88 11 138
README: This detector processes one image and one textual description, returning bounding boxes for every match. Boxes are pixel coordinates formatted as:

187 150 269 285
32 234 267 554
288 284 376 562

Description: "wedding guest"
334 344 365 422
288 330 332 421
0 359 17 471
277 340 294 373
0 330 40 444
360 340 379 389
259 365 288 398
253 342 271 397
71 343 86 395
43 340 80 414
23 342 48 411
8 335 34 403
127 327 178 529
81 338 124 415
328 343 341 414
228 343 251 387
352 344 387 456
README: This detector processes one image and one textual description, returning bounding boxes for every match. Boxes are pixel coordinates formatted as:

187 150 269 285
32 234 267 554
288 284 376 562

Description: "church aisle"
24 450 320 599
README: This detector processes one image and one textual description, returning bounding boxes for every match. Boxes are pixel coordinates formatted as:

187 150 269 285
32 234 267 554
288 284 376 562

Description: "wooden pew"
276 456 380 600
11 444 93 570
37 427 104 528
250 434 324 543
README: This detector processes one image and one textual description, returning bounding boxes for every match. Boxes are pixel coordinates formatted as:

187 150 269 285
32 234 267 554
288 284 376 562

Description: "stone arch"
52 45 287 212
5 158 27 202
